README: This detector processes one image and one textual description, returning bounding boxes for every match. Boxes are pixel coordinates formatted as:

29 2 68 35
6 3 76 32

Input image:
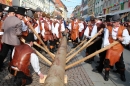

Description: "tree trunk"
44 36 67 86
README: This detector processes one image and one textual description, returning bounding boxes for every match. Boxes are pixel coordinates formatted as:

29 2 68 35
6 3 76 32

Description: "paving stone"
0 49 94 86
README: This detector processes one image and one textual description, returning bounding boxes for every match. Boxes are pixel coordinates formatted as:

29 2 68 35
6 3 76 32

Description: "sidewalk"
77 46 130 86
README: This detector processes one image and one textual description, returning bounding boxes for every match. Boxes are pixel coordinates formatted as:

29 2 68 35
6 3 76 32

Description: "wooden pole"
32 47 52 66
33 42 55 57
66 28 103 63
20 38 52 66
44 37 67 86
26 22 55 60
65 41 119 70
66 39 87 57
82 37 101 50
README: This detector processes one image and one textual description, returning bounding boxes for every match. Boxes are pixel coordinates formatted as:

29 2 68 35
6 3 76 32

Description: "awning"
112 8 130 15
0 0 12 6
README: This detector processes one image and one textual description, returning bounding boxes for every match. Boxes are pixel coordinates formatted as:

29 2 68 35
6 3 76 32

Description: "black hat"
8 7 15 13
25 33 35 43
30 8 36 14
0 4 4 12
111 14 120 22
16 7 26 16
106 15 113 22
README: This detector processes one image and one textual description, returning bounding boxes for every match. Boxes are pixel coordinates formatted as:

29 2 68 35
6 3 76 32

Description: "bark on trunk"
44 36 67 86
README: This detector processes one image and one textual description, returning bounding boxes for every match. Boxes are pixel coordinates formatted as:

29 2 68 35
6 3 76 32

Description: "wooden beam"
44 37 67 86
66 28 103 63
82 37 101 50
26 22 55 60
66 39 87 57
65 41 119 70
33 42 55 57
20 38 52 66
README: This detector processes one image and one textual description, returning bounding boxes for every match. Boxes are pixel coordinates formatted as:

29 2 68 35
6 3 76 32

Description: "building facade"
102 0 129 21
87 0 95 16
20 0 45 11
94 0 104 17
53 0 68 20
72 5 81 18
81 0 88 18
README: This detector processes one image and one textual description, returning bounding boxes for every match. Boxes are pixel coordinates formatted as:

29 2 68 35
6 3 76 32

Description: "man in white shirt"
84 16 97 63
103 14 130 82
8 33 44 86
78 17 85 41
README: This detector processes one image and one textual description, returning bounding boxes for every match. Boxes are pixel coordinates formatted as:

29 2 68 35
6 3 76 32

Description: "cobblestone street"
0 50 94 86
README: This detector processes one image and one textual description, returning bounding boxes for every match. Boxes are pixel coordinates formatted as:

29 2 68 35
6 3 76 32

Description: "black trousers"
115 53 125 69
8 67 32 86
104 53 125 69
86 38 96 55
72 38 78 43
0 43 14 68
54 39 59 48
97 50 107 72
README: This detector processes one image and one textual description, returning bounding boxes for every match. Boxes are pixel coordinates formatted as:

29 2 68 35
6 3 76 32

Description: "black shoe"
113 70 119 74
92 68 102 73
104 71 109 81
120 75 126 82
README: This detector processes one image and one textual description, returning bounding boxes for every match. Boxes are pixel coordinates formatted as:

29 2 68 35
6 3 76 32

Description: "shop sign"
110 5 120 12
0 0 12 6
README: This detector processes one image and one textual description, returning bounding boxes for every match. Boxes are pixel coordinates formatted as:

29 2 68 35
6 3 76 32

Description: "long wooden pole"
66 39 87 57
44 37 67 86
82 37 101 50
66 28 103 63
32 47 52 66
65 41 119 70
33 42 55 57
20 38 52 66
26 22 55 60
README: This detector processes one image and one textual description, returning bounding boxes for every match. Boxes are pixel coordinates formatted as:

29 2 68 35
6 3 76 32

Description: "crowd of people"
0 3 130 86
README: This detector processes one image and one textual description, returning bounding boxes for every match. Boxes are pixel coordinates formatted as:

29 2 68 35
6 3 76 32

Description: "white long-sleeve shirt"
67 23 71 31
103 27 130 47
84 24 97 39
61 22 65 32
78 22 84 32
12 44 41 75
22 20 28 31
34 20 41 40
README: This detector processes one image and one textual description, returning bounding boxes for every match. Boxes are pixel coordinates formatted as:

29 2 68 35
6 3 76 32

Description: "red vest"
42 20 53 41
10 44 34 76
105 25 125 66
